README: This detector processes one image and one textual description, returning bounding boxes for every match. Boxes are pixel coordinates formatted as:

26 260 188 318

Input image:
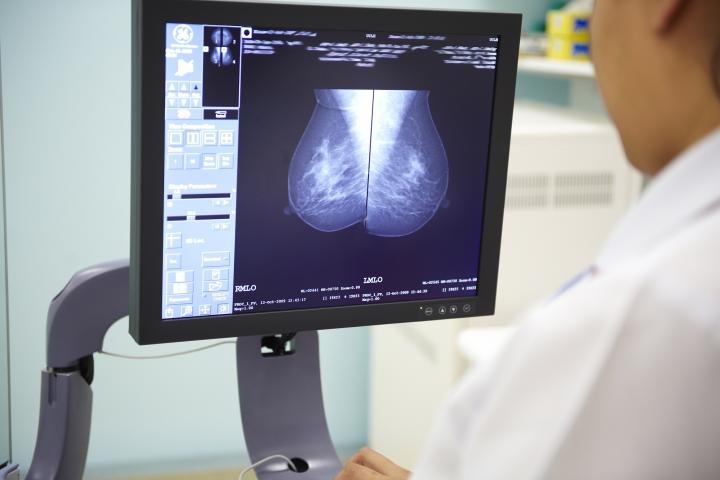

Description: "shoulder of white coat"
451 214 720 480
535 212 720 480
534 208 720 336
624 210 720 334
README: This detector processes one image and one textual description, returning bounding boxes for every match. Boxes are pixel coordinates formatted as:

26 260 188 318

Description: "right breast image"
288 89 449 237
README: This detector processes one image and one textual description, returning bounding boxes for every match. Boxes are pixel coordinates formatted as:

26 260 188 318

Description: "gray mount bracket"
23 260 342 479
237 331 342 478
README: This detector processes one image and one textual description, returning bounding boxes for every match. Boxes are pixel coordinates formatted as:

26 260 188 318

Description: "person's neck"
649 89 720 177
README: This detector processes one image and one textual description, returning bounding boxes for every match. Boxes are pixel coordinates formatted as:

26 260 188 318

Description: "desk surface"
127 470 254 480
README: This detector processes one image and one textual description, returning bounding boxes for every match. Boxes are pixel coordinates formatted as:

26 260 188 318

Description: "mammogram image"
288 89 449 237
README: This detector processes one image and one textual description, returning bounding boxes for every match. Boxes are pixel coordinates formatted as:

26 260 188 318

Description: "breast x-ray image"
232 31 495 310
288 89 449 237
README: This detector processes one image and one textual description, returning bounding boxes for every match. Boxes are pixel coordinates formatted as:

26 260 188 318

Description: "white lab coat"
412 128 720 480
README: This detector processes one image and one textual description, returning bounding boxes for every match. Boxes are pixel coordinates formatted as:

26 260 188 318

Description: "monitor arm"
24 260 342 479
26 259 130 480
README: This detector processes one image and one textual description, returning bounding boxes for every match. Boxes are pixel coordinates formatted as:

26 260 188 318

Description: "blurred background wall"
0 49 10 469
0 0 597 477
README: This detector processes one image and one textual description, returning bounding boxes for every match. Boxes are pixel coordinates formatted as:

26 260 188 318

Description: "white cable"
239 454 297 480
99 344 299 479
98 340 236 360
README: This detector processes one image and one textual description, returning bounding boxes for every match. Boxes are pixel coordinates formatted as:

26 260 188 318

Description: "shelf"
518 56 595 79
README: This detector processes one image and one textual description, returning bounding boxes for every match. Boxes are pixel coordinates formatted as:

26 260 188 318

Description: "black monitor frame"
130 0 520 345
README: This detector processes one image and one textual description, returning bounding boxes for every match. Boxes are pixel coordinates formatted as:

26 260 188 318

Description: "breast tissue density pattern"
288 89 449 237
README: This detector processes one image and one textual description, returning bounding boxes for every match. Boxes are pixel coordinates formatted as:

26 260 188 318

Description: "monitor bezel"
130 0 521 345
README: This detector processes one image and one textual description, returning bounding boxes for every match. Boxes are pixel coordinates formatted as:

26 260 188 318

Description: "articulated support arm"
23 260 342 480
26 260 129 480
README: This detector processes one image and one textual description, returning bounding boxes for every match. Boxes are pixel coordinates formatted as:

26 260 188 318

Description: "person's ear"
653 0 691 34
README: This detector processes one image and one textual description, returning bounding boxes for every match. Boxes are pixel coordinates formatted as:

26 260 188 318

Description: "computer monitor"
130 0 520 345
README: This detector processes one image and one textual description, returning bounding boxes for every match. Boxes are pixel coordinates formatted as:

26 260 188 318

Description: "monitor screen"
131 0 520 344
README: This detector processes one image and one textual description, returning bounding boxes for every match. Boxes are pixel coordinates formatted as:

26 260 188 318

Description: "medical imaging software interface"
162 22 500 320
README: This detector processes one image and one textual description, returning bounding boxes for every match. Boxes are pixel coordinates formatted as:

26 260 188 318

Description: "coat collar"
596 127 720 271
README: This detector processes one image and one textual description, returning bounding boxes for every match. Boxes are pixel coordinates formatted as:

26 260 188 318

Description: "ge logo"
172 24 193 44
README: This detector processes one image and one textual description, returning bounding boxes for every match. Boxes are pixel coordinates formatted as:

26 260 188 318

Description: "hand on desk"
336 447 411 480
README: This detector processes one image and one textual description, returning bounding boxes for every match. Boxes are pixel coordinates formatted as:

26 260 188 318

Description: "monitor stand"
237 331 342 478
24 260 343 480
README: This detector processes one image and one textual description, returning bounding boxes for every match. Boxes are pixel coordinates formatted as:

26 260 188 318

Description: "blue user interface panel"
162 23 500 320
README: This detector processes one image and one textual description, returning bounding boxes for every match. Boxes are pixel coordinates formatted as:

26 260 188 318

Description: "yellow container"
547 36 590 61
546 9 592 61
547 10 592 39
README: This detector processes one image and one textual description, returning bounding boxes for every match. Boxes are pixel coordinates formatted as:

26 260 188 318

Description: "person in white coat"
336 0 720 478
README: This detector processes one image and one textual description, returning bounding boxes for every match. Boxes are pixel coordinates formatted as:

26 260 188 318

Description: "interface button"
167 269 193 283
185 153 201 169
219 130 235 146
202 153 218 169
168 131 183 146
203 280 229 292
217 304 231 314
219 152 234 169
203 268 229 281
424 306 433 317
201 251 230 267
186 130 202 146
203 130 218 145
438 306 447 315
166 254 182 269
198 304 212 316
166 232 182 249
462 304 472 313
449 305 458 314
168 154 184 170
170 282 193 295
167 294 192 304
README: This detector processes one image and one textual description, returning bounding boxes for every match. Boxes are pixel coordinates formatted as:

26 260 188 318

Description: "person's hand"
335 447 411 480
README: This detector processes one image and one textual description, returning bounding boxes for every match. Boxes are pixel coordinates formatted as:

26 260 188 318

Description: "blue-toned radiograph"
211 27 234 47
210 27 235 66
288 89 449 237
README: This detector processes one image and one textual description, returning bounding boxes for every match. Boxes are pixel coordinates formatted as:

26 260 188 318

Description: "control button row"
166 251 231 270
167 129 234 147
422 303 473 317
166 81 201 93
166 96 201 108
165 303 231 318
167 152 234 170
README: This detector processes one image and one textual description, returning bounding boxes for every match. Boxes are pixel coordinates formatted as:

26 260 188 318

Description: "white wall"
0 47 10 466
